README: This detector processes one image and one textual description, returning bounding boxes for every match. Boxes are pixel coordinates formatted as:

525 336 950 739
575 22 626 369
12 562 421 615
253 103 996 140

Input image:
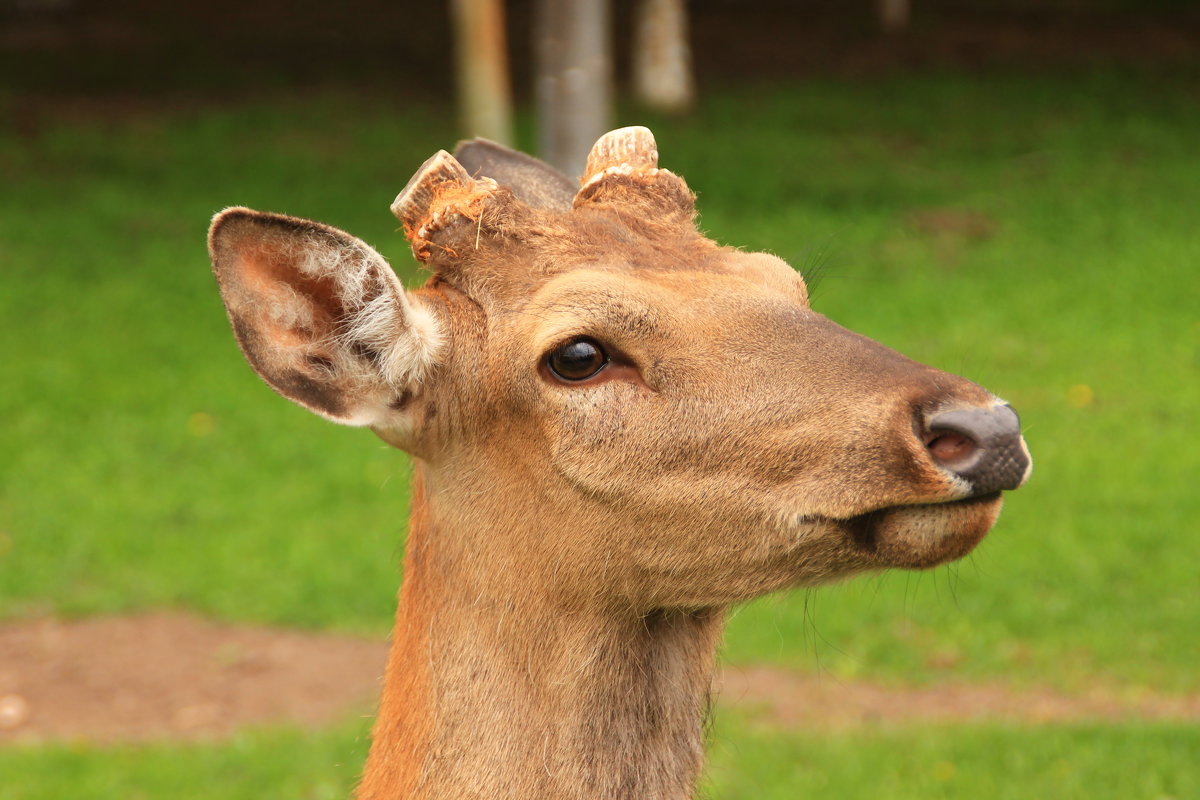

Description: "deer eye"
547 338 609 382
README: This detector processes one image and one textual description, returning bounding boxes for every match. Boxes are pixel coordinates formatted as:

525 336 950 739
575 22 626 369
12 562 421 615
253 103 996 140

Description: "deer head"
210 126 1028 605
208 126 1030 798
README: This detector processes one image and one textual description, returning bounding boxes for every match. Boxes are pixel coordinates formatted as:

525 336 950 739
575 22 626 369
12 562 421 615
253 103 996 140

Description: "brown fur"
207 128 1028 799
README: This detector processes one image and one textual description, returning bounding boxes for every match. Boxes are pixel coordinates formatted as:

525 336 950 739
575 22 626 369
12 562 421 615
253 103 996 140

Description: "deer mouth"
839 493 1004 569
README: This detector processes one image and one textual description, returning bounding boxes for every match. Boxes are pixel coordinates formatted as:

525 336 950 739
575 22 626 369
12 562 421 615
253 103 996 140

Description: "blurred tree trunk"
633 0 693 113
877 0 910 34
451 0 515 145
535 0 612 179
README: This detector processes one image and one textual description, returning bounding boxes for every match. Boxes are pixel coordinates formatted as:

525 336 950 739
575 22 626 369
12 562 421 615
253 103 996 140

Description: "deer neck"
356 463 726 800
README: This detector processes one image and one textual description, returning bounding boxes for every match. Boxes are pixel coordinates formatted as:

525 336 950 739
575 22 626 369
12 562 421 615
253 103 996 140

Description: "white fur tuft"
341 289 443 389
282 229 443 392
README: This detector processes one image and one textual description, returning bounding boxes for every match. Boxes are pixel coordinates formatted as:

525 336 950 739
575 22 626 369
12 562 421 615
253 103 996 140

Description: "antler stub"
392 150 498 262
580 126 660 190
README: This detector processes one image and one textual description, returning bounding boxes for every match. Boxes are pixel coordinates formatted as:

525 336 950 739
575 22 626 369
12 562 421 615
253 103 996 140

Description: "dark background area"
3 0 1199 105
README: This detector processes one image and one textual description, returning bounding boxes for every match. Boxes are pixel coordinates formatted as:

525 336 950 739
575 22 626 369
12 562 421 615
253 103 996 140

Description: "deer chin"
839 493 1004 569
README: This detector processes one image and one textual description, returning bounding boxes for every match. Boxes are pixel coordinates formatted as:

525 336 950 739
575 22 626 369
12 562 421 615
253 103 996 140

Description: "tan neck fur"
356 465 726 800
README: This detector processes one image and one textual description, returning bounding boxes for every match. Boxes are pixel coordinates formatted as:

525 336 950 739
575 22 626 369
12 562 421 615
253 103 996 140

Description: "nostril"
926 431 976 465
923 404 1030 495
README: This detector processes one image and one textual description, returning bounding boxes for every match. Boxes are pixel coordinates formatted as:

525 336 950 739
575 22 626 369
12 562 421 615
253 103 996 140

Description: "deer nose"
924 404 1030 495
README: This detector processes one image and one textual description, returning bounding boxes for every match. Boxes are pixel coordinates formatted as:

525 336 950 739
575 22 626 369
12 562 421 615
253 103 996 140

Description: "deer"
207 126 1031 800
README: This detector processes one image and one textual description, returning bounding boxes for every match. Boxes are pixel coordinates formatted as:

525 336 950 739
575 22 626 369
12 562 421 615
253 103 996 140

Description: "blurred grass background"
1 17 1198 797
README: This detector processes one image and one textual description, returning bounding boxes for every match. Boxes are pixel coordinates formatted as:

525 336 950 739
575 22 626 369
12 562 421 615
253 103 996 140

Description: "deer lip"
836 493 1004 569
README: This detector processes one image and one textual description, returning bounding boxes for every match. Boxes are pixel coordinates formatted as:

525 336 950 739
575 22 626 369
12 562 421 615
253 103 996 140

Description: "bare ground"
0 613 1196 744
0 613 384 743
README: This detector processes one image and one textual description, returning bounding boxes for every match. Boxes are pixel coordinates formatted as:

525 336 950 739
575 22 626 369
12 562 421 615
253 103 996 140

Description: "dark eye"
547 338 609 382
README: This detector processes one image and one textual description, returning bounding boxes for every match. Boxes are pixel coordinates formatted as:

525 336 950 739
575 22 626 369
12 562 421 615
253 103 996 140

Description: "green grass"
0 97 446 632
2 716 1196 800
3 70 1197 686
703 716 1200 800
1 67 1198 795
0 723 372 800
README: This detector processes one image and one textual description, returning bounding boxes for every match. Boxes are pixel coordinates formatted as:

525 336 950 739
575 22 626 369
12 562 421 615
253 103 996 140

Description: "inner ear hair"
209 207 442 426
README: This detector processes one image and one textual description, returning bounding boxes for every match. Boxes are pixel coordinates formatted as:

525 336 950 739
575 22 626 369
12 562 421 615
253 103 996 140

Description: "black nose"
924 405 1030 495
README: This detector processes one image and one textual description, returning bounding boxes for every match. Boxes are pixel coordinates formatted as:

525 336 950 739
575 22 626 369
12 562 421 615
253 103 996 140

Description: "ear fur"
208 207 442 427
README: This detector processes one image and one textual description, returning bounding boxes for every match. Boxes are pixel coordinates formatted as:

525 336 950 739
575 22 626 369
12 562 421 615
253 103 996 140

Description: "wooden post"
633 0 693 113
451 0 515 145
534 0 612 179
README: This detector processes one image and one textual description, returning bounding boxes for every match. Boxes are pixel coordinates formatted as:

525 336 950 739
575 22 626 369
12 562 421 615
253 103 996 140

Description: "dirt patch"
0 613 386 743
0 614 1196 743
719 665 1200 729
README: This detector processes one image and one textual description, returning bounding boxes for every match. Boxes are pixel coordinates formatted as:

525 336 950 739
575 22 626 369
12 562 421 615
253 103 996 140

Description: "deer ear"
453 138 576 212
208 208 442 427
